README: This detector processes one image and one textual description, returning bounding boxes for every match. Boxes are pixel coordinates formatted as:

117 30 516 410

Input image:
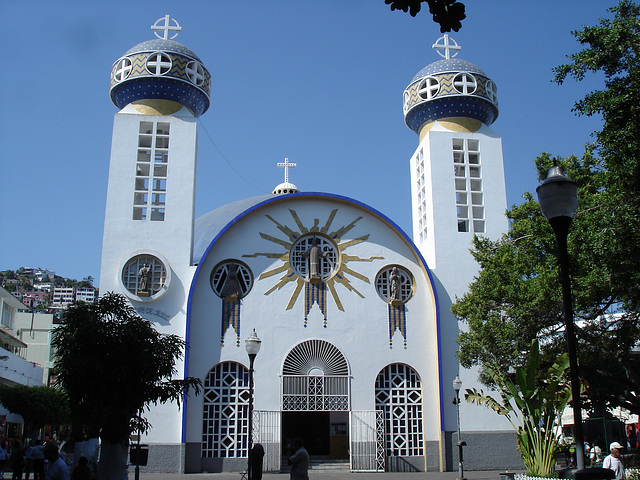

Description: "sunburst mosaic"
243 208 384 326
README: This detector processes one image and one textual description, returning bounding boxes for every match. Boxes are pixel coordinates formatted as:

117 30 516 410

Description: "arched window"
202 362 250 458
375 364 424 456
282 340 349 411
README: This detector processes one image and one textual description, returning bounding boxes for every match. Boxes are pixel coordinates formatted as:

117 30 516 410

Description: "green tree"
0 385 70 438
465 340 572 477
454 0 640 419
52 292 201 480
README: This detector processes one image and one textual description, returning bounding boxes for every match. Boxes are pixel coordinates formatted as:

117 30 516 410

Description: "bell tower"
402 35 509 435
403 34 507 284
99 15 211 316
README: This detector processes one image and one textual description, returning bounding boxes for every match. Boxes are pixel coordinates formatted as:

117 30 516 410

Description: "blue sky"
1 0 611 283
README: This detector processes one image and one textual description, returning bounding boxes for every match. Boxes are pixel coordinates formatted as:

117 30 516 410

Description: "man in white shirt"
43 445 69 480
602 441 625 480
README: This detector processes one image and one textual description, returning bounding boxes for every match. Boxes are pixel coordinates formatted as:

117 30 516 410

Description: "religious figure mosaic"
210 260 253 347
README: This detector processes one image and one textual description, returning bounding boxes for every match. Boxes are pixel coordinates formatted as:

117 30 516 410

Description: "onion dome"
273 158 299 195
403 35 498 135
109 15 211 117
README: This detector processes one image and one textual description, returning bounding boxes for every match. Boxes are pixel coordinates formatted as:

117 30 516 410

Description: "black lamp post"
536 165 584 470
245 329 262 480
453 375 466 480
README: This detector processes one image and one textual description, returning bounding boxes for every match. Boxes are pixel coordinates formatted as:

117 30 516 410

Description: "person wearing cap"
603 441 625 480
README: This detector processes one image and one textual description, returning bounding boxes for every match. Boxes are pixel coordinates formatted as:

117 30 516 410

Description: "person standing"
24 441 35 480
10 440 26 480
42 445 68 480
30 441 45 480
0 442 7 479
603 441 625 480
287 438 309 480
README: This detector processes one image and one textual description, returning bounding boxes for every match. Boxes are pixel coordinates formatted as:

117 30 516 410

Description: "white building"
51 287 74 308
98 18 519 473
75 288 96 303
0 287 45 440
14 312 57 385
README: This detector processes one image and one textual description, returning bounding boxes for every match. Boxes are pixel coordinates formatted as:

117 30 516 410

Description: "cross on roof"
151 15 182 40
277 158 296 183
433 34 461 60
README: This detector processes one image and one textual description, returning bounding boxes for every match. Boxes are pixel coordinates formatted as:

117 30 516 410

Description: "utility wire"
198 119 268 194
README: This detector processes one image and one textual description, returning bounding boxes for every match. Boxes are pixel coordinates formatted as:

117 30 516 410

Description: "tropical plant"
465 339 572 477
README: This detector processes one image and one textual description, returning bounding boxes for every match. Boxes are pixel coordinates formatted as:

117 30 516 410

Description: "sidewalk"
139 470 511 480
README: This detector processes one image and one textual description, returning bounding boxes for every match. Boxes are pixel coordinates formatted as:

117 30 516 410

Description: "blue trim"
182 192 443 440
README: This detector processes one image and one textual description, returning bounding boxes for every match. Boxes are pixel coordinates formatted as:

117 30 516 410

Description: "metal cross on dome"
151 15 182 40
433 34 461 60
277 158 296 183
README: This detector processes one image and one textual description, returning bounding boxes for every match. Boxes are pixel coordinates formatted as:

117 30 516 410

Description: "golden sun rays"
243 208 383 312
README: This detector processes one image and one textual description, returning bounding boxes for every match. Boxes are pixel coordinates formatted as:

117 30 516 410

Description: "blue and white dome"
403 35 498 134
109 16 211 117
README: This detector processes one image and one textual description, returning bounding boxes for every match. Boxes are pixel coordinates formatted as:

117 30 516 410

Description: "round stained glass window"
375 265 414 304
210 261 253 299
289 234 339 282
121 254 169 300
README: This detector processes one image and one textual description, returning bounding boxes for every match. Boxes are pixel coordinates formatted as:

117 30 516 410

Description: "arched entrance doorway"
281 339 350 460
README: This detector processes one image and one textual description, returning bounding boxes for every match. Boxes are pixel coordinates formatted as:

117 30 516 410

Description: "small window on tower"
139 122 153 134
154 164 167 177
136 164 150 177
156 137 169 149
133 207 147 221
135 178 149 190
138 136 152 148
152 193 166 206
138 150 151 162
153 179 167 191
154 151 168 163
452 139 464 150
467 139 479 151
156 123 170 135
150 208 165 221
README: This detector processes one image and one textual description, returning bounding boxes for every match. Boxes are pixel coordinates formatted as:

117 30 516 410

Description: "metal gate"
350 410 385 472
254 410 281 472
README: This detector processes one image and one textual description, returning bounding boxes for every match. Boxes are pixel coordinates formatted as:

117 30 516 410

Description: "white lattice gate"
254 410 281 472
350 410 385 472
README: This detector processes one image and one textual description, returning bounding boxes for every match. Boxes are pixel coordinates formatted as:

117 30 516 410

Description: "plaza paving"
139 470 511 480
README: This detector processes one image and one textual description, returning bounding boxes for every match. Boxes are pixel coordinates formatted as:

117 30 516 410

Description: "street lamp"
536 165 584 470
245 329 262 480
453 375 466 480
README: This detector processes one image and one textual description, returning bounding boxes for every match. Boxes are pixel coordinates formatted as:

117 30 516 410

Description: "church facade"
99 16 522 473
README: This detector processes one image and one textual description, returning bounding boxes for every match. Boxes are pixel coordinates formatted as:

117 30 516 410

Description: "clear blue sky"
1 0 611 284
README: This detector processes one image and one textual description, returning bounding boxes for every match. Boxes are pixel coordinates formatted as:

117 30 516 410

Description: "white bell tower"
403 35 509 435
403 34 507 293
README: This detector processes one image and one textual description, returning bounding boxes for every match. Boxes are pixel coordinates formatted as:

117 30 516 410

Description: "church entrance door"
282 411 330 456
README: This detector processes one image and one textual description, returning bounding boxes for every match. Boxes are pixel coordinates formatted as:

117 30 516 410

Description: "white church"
99 15 522 474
